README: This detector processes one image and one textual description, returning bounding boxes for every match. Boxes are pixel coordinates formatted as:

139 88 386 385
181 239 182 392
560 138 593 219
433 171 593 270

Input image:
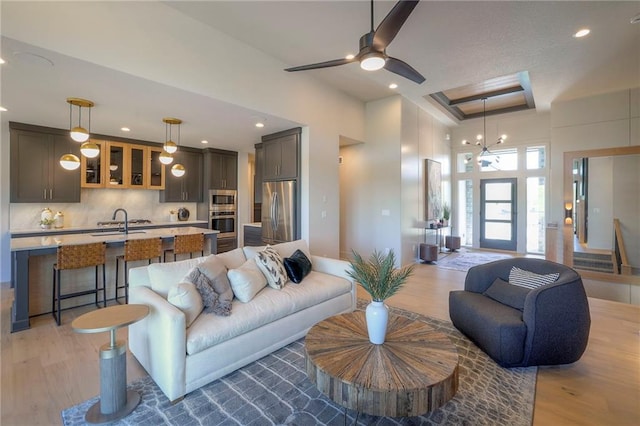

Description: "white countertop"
244 222 262 228
11 226 219 251
10 220 208 236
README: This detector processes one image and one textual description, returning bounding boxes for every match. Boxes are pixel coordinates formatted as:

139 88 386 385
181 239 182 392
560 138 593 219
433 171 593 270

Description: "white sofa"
128 240 356 402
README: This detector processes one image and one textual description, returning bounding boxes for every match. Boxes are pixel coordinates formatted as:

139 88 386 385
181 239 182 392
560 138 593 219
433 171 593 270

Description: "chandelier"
462 98 506 167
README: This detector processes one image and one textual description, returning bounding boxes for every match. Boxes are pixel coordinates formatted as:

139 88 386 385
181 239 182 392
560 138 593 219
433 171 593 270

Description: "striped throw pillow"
509 266 559 289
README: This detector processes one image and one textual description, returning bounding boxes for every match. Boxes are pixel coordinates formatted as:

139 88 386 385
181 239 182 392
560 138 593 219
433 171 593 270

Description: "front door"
480 178 517 251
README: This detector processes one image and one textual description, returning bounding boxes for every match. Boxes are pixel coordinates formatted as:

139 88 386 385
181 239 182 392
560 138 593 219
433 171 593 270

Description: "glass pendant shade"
59 154 81 170
159 151 174 165
80 141 100 158
70 127 90 142
171 163 186 177
164 140 178 154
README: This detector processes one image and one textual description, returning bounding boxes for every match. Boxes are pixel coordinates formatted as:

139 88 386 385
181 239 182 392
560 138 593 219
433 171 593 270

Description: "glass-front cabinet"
130 145 146 189
147 147 166 190
81 139 106 188
106 142 127 188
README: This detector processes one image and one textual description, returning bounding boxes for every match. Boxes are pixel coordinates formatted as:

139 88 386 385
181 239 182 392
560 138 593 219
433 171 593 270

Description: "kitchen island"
10 226 218 332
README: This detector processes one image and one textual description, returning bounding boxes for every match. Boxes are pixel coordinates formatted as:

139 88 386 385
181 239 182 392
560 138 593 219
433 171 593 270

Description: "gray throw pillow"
184 256 233 316
509 266 559 289
483 277 530 311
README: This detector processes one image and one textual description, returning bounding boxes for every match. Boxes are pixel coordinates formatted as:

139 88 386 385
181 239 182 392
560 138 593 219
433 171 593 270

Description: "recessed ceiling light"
201 140 209 144
121 127 130 132
0 106 7 112
0 58 5 64
255 122 265 128
573 28 590 38
631 13 640 24
345 54 355 60
389 83 398 89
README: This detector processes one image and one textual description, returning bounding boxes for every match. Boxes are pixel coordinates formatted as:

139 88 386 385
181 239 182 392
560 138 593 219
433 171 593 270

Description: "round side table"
72 304 149 424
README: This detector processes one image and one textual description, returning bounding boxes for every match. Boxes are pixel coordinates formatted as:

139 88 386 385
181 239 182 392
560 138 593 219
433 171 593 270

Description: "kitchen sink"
90 231 146 237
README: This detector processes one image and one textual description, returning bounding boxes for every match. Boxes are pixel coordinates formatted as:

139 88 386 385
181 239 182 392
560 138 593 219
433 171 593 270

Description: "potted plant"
40 217 55 229
442 203 450 227
347 249 414 344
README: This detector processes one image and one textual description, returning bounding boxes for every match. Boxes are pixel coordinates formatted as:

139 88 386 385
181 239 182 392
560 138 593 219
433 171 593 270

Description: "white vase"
365 301 389 344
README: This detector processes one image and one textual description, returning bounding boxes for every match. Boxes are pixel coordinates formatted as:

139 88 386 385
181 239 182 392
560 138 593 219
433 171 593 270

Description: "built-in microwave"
209 189 236 210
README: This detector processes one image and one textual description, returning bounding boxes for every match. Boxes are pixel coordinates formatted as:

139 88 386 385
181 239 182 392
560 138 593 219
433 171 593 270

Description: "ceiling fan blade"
384 57 425 84
285 57 355 72
373 0 420 51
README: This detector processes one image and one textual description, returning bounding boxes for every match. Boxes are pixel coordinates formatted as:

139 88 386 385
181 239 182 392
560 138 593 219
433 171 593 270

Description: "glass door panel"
526 177 545 253
130 145 145 188
80 139 105 188
147 147 165 189
106 142 127 188
480 178 517 250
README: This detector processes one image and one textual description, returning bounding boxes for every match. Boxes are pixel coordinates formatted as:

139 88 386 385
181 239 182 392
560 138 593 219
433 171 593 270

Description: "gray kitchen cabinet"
243 225 263 246
209 151 237 190
261 128 300 181
160 149 203 202
254 143 263 203
10 124 80 203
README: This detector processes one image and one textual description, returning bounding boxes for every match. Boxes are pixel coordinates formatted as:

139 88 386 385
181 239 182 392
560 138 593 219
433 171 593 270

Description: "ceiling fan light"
360 53 385 71
171 163 186 177
70 126 90 142
159 151 174 165
80 141 100 158
164 140 178 154
59 153 81 170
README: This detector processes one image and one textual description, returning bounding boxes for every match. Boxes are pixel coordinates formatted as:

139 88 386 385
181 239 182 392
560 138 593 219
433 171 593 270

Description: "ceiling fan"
284 0 425 84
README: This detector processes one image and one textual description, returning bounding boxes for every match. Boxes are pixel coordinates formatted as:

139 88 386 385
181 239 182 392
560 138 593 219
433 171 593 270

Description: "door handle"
273 191 279 232
50 189 52 199
43 189 47 199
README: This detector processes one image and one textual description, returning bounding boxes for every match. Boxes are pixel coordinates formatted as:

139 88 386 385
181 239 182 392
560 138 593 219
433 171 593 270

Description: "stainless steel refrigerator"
262 180 296 244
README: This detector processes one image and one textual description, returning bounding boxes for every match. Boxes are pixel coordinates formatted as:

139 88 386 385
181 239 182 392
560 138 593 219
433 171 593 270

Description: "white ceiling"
2 1 639 151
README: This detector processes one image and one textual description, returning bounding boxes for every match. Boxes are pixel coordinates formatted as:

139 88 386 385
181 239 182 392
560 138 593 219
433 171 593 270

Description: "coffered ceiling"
1 1 638 151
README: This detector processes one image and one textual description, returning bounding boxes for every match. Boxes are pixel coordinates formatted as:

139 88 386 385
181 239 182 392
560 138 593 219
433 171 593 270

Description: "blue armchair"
449 258 590 367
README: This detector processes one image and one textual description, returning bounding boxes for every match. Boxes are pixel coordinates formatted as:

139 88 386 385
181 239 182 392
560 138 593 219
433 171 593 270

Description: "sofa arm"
311 255 351 282
522 279 591 366
129 286 187 402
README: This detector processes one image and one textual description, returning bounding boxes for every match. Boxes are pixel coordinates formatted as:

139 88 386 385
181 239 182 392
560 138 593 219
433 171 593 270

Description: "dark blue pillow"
283 249 312 284
483 277 530 311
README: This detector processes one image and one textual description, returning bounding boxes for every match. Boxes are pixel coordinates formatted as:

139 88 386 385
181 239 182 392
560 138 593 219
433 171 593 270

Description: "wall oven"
209 189 237 238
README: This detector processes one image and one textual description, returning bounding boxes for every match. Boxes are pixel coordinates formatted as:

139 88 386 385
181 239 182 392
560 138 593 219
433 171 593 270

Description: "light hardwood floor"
1 262 639 425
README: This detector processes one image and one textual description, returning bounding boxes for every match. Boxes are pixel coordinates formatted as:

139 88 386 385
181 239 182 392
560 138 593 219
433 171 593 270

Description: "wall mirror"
563 145 640 283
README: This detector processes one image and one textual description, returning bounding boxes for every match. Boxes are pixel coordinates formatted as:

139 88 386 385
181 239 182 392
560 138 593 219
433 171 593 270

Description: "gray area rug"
435 251 512 272
62 304 537 425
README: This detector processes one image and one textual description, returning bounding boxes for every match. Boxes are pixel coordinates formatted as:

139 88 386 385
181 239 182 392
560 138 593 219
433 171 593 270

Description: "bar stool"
163 233 205 262
52 242 106 326
115 237 162 303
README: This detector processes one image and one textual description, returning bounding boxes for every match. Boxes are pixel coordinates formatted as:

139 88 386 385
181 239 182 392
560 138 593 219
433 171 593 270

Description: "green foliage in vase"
442 203 450 221
347 249 414 302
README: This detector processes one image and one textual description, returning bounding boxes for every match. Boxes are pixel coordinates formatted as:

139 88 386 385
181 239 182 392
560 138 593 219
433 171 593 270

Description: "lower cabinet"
217 237 237 253
244 225 263 247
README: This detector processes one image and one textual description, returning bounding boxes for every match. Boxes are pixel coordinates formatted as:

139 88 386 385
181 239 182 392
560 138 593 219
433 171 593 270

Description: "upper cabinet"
10 124 80 203
209 151 238 190
81 141 165 189
160 149 203 202
261 128 301 181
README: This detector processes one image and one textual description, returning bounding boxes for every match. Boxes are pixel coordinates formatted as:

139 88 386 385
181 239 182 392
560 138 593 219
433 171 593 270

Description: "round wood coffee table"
305 311 459 417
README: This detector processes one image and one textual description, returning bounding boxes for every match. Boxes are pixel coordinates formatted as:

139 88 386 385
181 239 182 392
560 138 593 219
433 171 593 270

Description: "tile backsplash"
10 189 198 230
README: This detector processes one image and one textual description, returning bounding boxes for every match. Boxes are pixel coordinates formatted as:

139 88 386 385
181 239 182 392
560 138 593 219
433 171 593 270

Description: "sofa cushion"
483 278 530 311
186 271 352 355
283 249 312 284
215 247 246 270
148 256 210 298
255 246 288 289
167 282 203 327
509 266 559 289
227 258 267 302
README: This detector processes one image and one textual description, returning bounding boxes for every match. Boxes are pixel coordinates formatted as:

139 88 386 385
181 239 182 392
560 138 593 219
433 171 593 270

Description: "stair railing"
613 219 631 275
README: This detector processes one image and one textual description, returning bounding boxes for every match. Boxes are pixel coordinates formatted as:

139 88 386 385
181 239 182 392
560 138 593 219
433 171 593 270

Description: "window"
526 177 545 253
457 179 473 246
480 148 517 172
527 146 546 169
457 152 473 173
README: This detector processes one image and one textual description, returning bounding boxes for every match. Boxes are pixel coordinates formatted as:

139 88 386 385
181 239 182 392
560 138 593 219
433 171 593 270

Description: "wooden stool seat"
115 237 162 303
52 242 106 326
163 233 205 262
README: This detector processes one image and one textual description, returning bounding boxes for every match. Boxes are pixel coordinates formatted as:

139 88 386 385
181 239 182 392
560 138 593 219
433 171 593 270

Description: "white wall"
586 157 613 250
339 96 450 266
1 2 366 280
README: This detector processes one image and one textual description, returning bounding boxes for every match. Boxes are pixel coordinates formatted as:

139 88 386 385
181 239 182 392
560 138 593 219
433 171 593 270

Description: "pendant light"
462 98 506 167
171 163 186 177
163 117 180 154
67 98 94 142
80 141 100 158
59 153 81 170
158 150 174 165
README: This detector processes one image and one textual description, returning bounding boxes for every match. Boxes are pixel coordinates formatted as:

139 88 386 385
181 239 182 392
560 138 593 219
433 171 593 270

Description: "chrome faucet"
112 208 129 234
